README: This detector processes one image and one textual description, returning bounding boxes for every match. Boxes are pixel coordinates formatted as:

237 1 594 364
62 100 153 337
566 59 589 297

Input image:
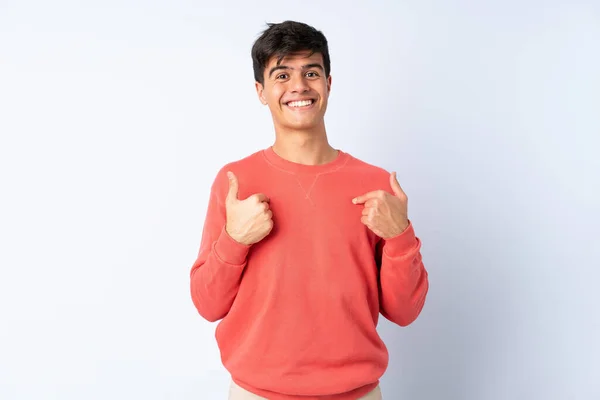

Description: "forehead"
266 50 324 68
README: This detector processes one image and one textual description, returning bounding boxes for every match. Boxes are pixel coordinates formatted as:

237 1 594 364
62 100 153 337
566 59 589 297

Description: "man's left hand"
352 172 409 239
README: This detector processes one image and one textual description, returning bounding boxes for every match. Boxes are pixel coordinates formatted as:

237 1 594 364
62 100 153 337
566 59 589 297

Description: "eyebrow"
268 63 324 78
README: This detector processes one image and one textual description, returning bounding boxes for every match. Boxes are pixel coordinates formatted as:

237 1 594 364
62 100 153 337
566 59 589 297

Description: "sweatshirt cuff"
213 226 251 266
382 220 418 258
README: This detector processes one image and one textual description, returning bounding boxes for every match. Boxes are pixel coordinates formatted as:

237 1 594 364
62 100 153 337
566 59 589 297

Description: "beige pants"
228 380 382 400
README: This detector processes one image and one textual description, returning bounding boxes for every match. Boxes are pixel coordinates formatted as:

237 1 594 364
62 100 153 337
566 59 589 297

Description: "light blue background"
1 1 598 399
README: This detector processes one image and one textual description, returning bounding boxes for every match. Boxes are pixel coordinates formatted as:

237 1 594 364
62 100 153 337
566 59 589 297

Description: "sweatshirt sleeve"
189 170 251 322
377 220 429 326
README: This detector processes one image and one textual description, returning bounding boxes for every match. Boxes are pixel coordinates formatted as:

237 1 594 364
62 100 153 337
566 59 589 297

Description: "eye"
276 73 289 80
306 71 319 78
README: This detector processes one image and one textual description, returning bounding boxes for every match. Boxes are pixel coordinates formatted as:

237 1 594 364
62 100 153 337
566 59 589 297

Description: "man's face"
255 51 331 132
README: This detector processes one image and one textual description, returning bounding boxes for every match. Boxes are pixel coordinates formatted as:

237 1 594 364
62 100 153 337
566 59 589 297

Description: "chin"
283 115 324 130
287 121 320 131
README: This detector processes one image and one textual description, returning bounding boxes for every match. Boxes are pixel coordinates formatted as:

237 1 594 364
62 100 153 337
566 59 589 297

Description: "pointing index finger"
352 191 378 204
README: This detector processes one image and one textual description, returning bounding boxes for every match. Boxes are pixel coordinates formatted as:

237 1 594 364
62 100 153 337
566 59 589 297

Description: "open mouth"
285 99 315 109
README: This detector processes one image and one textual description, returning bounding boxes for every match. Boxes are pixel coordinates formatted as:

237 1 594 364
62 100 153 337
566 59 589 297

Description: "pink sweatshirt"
190 146 429 399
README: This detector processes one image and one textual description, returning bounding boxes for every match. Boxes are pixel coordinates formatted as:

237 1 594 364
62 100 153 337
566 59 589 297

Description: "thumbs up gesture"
352 172 410 239
225 171 274 245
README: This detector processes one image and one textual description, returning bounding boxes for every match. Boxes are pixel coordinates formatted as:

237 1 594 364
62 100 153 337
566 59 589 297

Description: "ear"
255 81 267 105
326 75 332 93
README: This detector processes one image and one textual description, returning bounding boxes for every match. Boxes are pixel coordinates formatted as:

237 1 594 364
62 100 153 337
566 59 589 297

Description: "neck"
271 123 337 166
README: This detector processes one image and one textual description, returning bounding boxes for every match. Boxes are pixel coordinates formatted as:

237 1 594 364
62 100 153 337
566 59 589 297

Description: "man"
190 20 429 400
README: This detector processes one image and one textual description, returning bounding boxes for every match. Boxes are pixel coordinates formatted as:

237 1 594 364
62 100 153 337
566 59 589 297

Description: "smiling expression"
256 51 332 133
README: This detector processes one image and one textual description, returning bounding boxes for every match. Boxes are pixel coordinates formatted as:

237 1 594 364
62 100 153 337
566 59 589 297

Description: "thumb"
226 171 239 203
390 171 404 198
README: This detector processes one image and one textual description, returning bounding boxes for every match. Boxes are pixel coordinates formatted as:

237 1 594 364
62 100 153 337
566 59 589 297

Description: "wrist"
225 226 249 246
215 226 252 265
391 218 409 237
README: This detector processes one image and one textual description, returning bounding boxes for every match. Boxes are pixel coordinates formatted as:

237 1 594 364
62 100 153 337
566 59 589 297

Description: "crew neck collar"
262 146 350 174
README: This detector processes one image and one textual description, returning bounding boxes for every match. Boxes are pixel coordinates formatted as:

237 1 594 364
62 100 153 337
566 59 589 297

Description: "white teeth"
287 100 313 107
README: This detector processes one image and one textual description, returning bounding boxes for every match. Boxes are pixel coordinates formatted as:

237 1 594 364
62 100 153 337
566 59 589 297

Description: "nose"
289 73 310 93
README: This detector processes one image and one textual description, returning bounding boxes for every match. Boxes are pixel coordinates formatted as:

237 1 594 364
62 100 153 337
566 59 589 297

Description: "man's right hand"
224 171 274 245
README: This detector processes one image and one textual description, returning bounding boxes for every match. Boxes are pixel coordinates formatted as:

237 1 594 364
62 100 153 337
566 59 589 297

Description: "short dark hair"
251 20 331 85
